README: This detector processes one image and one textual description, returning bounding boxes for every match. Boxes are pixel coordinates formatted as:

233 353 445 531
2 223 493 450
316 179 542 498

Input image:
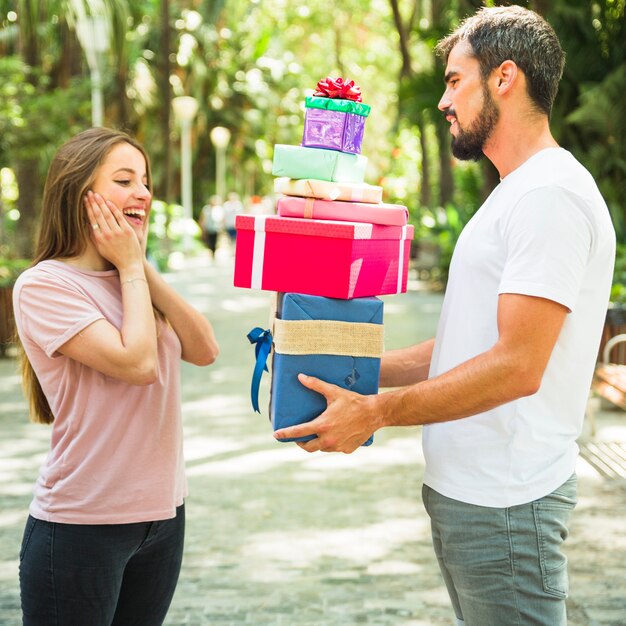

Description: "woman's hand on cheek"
85 191 143 271
140 210 150 257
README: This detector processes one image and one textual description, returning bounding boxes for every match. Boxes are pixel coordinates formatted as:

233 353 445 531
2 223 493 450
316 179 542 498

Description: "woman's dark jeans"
19 504 185 626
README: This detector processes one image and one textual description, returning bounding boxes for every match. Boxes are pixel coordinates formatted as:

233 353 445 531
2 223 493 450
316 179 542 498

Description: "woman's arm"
143 260 219 366
58 193 158 384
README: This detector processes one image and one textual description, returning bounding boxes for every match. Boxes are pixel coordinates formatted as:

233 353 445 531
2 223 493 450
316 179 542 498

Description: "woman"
13 128 219 625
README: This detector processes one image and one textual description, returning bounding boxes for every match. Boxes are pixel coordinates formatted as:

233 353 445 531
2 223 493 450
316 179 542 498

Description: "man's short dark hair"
436 5 565 118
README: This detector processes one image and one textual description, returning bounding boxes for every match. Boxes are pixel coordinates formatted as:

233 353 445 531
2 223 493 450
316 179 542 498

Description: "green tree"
1 0 624 264
546 0 626 240
0 2 91 258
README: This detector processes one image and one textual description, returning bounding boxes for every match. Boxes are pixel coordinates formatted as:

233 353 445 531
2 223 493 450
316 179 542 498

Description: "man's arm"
380 338 435 388
274 293 568 453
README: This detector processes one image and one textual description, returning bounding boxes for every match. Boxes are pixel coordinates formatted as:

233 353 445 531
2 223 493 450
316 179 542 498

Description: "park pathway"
0 249 624 625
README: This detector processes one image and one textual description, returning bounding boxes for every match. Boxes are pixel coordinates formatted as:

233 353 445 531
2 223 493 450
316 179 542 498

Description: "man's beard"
450 85 499 161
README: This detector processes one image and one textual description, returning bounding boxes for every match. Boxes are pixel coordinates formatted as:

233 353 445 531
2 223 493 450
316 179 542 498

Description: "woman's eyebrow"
113 167 148 180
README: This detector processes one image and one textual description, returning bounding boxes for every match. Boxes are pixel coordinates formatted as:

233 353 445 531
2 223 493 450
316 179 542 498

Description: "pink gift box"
276 196 408 227
234 215 414 299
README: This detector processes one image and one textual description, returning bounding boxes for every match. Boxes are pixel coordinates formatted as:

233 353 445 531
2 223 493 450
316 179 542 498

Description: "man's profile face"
438 41 500 161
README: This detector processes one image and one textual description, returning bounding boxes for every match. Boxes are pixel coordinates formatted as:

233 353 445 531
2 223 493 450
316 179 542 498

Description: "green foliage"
566 64 626 239
146 199 203 271
413 201 475 286
401 155 482 287
0 252 29 287
611 243 626 305
0 56 90 166
136 0 402 205
547 0 626 240
452 160 482 213
0 166 19 248
0 0 624 282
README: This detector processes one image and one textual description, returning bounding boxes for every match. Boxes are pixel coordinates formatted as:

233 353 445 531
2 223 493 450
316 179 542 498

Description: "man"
274 6 616 625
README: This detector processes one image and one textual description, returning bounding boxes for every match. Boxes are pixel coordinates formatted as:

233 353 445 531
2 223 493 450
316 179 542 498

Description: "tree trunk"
430 3 455 208
389 0 413 77
15 0 42 259
15 158 41 258
54 20 81 88
19 0 39 68
481 160 500 201
435 119 454 206
0 285 17 356
418 114 431 208
115 66 130 130
389 0 425 206
157 0 173 202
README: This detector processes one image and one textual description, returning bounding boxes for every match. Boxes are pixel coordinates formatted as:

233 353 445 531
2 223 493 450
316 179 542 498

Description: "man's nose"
438 92 451 112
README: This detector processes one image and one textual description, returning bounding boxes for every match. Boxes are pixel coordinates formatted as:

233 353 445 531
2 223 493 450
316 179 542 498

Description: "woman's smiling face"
90 142 152 241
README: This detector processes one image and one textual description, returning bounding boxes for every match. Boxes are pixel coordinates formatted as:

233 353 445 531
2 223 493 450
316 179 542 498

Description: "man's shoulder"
504 148 599 202
524 148 591 183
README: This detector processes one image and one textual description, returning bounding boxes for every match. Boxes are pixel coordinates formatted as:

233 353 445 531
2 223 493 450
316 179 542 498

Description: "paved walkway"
1 250 625 625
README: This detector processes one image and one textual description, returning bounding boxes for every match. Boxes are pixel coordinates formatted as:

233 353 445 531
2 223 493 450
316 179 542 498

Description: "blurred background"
0 6 625 622
0 0 624 319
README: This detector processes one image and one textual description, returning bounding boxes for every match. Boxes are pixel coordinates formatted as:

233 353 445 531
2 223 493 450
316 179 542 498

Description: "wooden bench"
594 363 626 411
593 334 626 411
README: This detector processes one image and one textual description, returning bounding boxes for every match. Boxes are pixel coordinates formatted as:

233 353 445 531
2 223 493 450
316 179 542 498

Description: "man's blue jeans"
422 475 577 626
19 503 185 626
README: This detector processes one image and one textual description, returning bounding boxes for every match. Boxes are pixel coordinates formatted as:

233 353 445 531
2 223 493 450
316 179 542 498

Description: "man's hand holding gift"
274 373 380 453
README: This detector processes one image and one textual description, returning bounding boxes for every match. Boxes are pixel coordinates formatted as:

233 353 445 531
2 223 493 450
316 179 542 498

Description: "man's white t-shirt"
423 148 616 507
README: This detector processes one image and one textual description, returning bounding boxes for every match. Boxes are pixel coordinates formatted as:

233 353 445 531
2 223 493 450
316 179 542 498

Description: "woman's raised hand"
85 191 143 271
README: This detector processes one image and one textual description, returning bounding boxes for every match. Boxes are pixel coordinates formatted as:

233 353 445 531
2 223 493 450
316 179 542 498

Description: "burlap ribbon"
303 196 315 218
273 318 384 357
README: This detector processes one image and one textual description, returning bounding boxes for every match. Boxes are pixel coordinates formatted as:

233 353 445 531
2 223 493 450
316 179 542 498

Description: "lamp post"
172 96 199 252
210 126 231 201
76 13 109 127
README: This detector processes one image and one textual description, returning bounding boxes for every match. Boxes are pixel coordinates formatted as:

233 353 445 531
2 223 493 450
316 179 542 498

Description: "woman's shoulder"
15 260 69 288
14 260 107 299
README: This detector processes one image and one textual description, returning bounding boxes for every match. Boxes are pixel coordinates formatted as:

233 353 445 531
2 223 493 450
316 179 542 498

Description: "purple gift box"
302 109 366 154
302 96 371 155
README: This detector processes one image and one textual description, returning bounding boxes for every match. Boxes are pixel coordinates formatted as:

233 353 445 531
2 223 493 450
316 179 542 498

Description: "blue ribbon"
247 327 273 413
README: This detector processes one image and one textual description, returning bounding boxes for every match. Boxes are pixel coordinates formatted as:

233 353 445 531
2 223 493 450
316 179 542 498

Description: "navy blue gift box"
248 293 383 445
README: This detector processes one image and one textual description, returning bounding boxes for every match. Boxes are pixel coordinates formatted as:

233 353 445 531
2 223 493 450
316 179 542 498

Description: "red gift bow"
313 76 363 102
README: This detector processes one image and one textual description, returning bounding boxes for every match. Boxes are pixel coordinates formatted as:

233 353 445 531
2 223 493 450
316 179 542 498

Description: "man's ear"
493 60 518 94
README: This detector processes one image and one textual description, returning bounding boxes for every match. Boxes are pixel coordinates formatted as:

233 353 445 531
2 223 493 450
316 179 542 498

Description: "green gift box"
305 95 371 118
271 144 368 183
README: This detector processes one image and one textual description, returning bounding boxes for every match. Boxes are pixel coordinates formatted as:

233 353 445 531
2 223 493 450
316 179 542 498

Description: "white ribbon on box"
251 215 268 290
274 177 383 204
249 215 409 295
350 186 364 202
397 225 408 293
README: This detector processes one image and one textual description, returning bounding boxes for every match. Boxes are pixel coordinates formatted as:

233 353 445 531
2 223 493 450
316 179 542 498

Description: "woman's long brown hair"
19 128 153 424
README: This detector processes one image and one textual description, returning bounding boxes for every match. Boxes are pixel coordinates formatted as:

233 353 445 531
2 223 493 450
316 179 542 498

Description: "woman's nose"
134 184 151 201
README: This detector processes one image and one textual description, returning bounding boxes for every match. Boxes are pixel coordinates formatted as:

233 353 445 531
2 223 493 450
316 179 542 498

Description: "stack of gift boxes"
234 77 414 445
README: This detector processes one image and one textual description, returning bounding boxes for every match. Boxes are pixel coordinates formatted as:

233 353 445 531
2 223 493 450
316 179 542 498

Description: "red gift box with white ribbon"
233 214 413 299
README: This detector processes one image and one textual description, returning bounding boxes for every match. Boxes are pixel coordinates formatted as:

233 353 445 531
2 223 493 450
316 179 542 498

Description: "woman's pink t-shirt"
13 260 187 524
